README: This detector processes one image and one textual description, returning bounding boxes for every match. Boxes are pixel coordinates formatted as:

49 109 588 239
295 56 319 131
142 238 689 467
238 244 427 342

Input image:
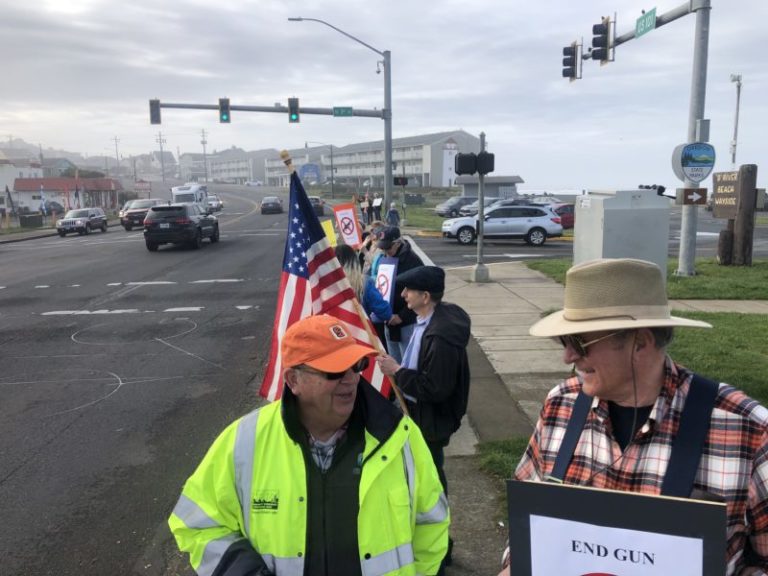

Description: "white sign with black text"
529 515 702 575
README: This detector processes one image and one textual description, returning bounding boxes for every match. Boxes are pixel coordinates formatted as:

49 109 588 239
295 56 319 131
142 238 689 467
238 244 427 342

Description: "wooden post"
733 164 758 266
717 227 733 265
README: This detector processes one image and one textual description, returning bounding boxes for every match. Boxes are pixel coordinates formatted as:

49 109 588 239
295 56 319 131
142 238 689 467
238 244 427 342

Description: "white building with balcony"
265 130 481 189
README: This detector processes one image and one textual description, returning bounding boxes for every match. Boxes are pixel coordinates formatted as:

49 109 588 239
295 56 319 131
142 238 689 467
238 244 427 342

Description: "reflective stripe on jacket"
169 395 449 576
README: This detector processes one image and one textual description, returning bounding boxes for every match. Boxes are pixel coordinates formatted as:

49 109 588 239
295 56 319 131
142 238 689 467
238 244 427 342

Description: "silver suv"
56 208 108 236
442 205 563 246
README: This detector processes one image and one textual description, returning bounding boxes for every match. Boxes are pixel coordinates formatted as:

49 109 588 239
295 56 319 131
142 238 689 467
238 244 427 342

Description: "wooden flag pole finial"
280 150 296 174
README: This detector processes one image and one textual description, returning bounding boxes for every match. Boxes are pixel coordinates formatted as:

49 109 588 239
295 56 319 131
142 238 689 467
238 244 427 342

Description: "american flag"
259 172 388 401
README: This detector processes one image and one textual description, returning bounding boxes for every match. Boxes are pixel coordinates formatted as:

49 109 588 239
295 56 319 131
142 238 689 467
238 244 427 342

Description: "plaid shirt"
515 358 768 575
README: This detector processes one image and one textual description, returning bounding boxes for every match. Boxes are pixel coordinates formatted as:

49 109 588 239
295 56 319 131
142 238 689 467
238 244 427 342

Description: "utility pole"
113 136 120 178
156 132 167 182
176 146 181 180
201 129 209 182
730 74 742 168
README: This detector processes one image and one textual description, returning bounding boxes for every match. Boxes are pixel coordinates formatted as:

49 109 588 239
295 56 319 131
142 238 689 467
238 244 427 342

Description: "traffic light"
218 98 231 123
454 153 477 176
149 99 161 124
591 16 612 64
562 42 580 80
288 97 300 123
477 151 495 175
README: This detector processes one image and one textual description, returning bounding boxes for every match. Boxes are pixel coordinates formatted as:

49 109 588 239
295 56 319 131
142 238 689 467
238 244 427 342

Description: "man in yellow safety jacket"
169 314 449 576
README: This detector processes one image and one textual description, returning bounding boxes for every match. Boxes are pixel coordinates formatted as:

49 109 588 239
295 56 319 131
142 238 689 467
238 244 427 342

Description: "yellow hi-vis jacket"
169 386 449 576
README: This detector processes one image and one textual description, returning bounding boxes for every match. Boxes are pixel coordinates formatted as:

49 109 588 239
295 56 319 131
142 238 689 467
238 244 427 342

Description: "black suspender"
549 374 720 497
549 390 591 483
661 374 720 497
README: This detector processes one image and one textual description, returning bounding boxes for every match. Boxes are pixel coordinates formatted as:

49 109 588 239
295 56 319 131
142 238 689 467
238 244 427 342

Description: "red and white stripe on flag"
259 172 389 401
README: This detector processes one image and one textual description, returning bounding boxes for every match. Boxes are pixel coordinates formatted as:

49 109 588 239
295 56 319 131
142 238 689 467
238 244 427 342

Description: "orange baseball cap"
282 315 376 372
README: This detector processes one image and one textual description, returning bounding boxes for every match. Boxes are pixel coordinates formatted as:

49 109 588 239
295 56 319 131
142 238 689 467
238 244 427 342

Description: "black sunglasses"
295 356 370 381
556 331 625 357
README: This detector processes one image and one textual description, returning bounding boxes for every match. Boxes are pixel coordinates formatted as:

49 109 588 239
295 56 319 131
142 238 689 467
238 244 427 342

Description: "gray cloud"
0 0 765 189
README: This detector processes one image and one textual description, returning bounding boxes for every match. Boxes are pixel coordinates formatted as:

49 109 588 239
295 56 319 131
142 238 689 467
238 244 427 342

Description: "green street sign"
636 7 656 38
333 107 354 117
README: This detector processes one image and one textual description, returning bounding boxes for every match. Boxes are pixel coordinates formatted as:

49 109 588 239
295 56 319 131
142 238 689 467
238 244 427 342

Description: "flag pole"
280 150 409 416
349 297 410 417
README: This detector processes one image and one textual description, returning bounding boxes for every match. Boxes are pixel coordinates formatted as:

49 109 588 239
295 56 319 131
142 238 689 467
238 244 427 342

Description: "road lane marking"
42 309 142 315
164 307 204 312
126 281 177 286
190 279 244 283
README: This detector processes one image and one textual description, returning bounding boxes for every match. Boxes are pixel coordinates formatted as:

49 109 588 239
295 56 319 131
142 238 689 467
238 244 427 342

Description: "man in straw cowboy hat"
170 315 449 576
498 258 768 575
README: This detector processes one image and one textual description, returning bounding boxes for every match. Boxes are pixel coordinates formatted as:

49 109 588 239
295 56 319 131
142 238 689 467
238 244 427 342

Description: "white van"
171 183 209 212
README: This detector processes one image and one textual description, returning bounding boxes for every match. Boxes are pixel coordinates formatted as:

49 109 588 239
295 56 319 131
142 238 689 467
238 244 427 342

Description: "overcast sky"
1 0 765 190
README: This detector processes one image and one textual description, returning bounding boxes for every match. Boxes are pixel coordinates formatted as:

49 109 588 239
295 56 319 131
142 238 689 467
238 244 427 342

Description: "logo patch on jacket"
252 490 279 512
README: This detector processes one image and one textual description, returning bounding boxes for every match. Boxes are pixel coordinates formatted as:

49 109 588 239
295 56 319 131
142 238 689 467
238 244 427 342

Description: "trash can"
574 190 671 282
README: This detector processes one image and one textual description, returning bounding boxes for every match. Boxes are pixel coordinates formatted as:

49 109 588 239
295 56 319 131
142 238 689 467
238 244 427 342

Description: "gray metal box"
574 190 671 282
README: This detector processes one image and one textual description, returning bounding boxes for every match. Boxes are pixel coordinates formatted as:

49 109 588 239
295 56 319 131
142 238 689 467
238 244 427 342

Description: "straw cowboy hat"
529 258 712 337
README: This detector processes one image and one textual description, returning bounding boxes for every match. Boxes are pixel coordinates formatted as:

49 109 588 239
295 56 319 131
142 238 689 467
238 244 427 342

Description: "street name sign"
636 8 657 38
333 107 354 117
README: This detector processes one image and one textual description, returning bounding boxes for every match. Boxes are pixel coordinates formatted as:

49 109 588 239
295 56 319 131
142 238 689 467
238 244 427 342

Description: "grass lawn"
526 257 768 299
401 205 444 231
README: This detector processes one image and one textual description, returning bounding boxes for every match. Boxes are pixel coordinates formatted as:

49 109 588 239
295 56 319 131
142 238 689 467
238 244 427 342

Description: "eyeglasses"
294 356 370 381
557 331 625 357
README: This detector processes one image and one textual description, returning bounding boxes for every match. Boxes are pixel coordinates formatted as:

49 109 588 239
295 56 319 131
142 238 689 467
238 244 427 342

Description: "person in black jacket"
377 226 424 363
377 266 471 570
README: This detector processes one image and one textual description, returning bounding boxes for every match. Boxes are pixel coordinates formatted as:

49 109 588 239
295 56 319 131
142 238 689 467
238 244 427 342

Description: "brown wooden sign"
711 171 738 219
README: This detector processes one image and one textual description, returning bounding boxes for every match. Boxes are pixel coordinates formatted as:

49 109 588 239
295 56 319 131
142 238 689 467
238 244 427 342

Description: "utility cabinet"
574 190 671 282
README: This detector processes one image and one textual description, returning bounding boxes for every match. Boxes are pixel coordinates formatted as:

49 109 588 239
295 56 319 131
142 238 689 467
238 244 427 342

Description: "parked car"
458 197 498 217
56 208 108 236
441 205 563 246
308 196 325 216
487 198 534 210
260 196 283 214
434 196 478 218
122 198 166 231
245 180 263 187
207 194 224 212
143 203 219 251
551 203 575 229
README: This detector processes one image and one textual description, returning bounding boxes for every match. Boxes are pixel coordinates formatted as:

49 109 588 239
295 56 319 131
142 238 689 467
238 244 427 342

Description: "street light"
730 74 742 169
305 141 335 197
288 17 392 209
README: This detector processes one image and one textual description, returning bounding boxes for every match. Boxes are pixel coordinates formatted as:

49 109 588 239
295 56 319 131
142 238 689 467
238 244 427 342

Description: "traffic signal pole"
154 101 384 119
677 0 711 276
568 0 711 276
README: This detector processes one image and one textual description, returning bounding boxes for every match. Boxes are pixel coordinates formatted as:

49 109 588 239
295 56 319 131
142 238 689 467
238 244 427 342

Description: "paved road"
420 207 768 268
0 187 291 576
